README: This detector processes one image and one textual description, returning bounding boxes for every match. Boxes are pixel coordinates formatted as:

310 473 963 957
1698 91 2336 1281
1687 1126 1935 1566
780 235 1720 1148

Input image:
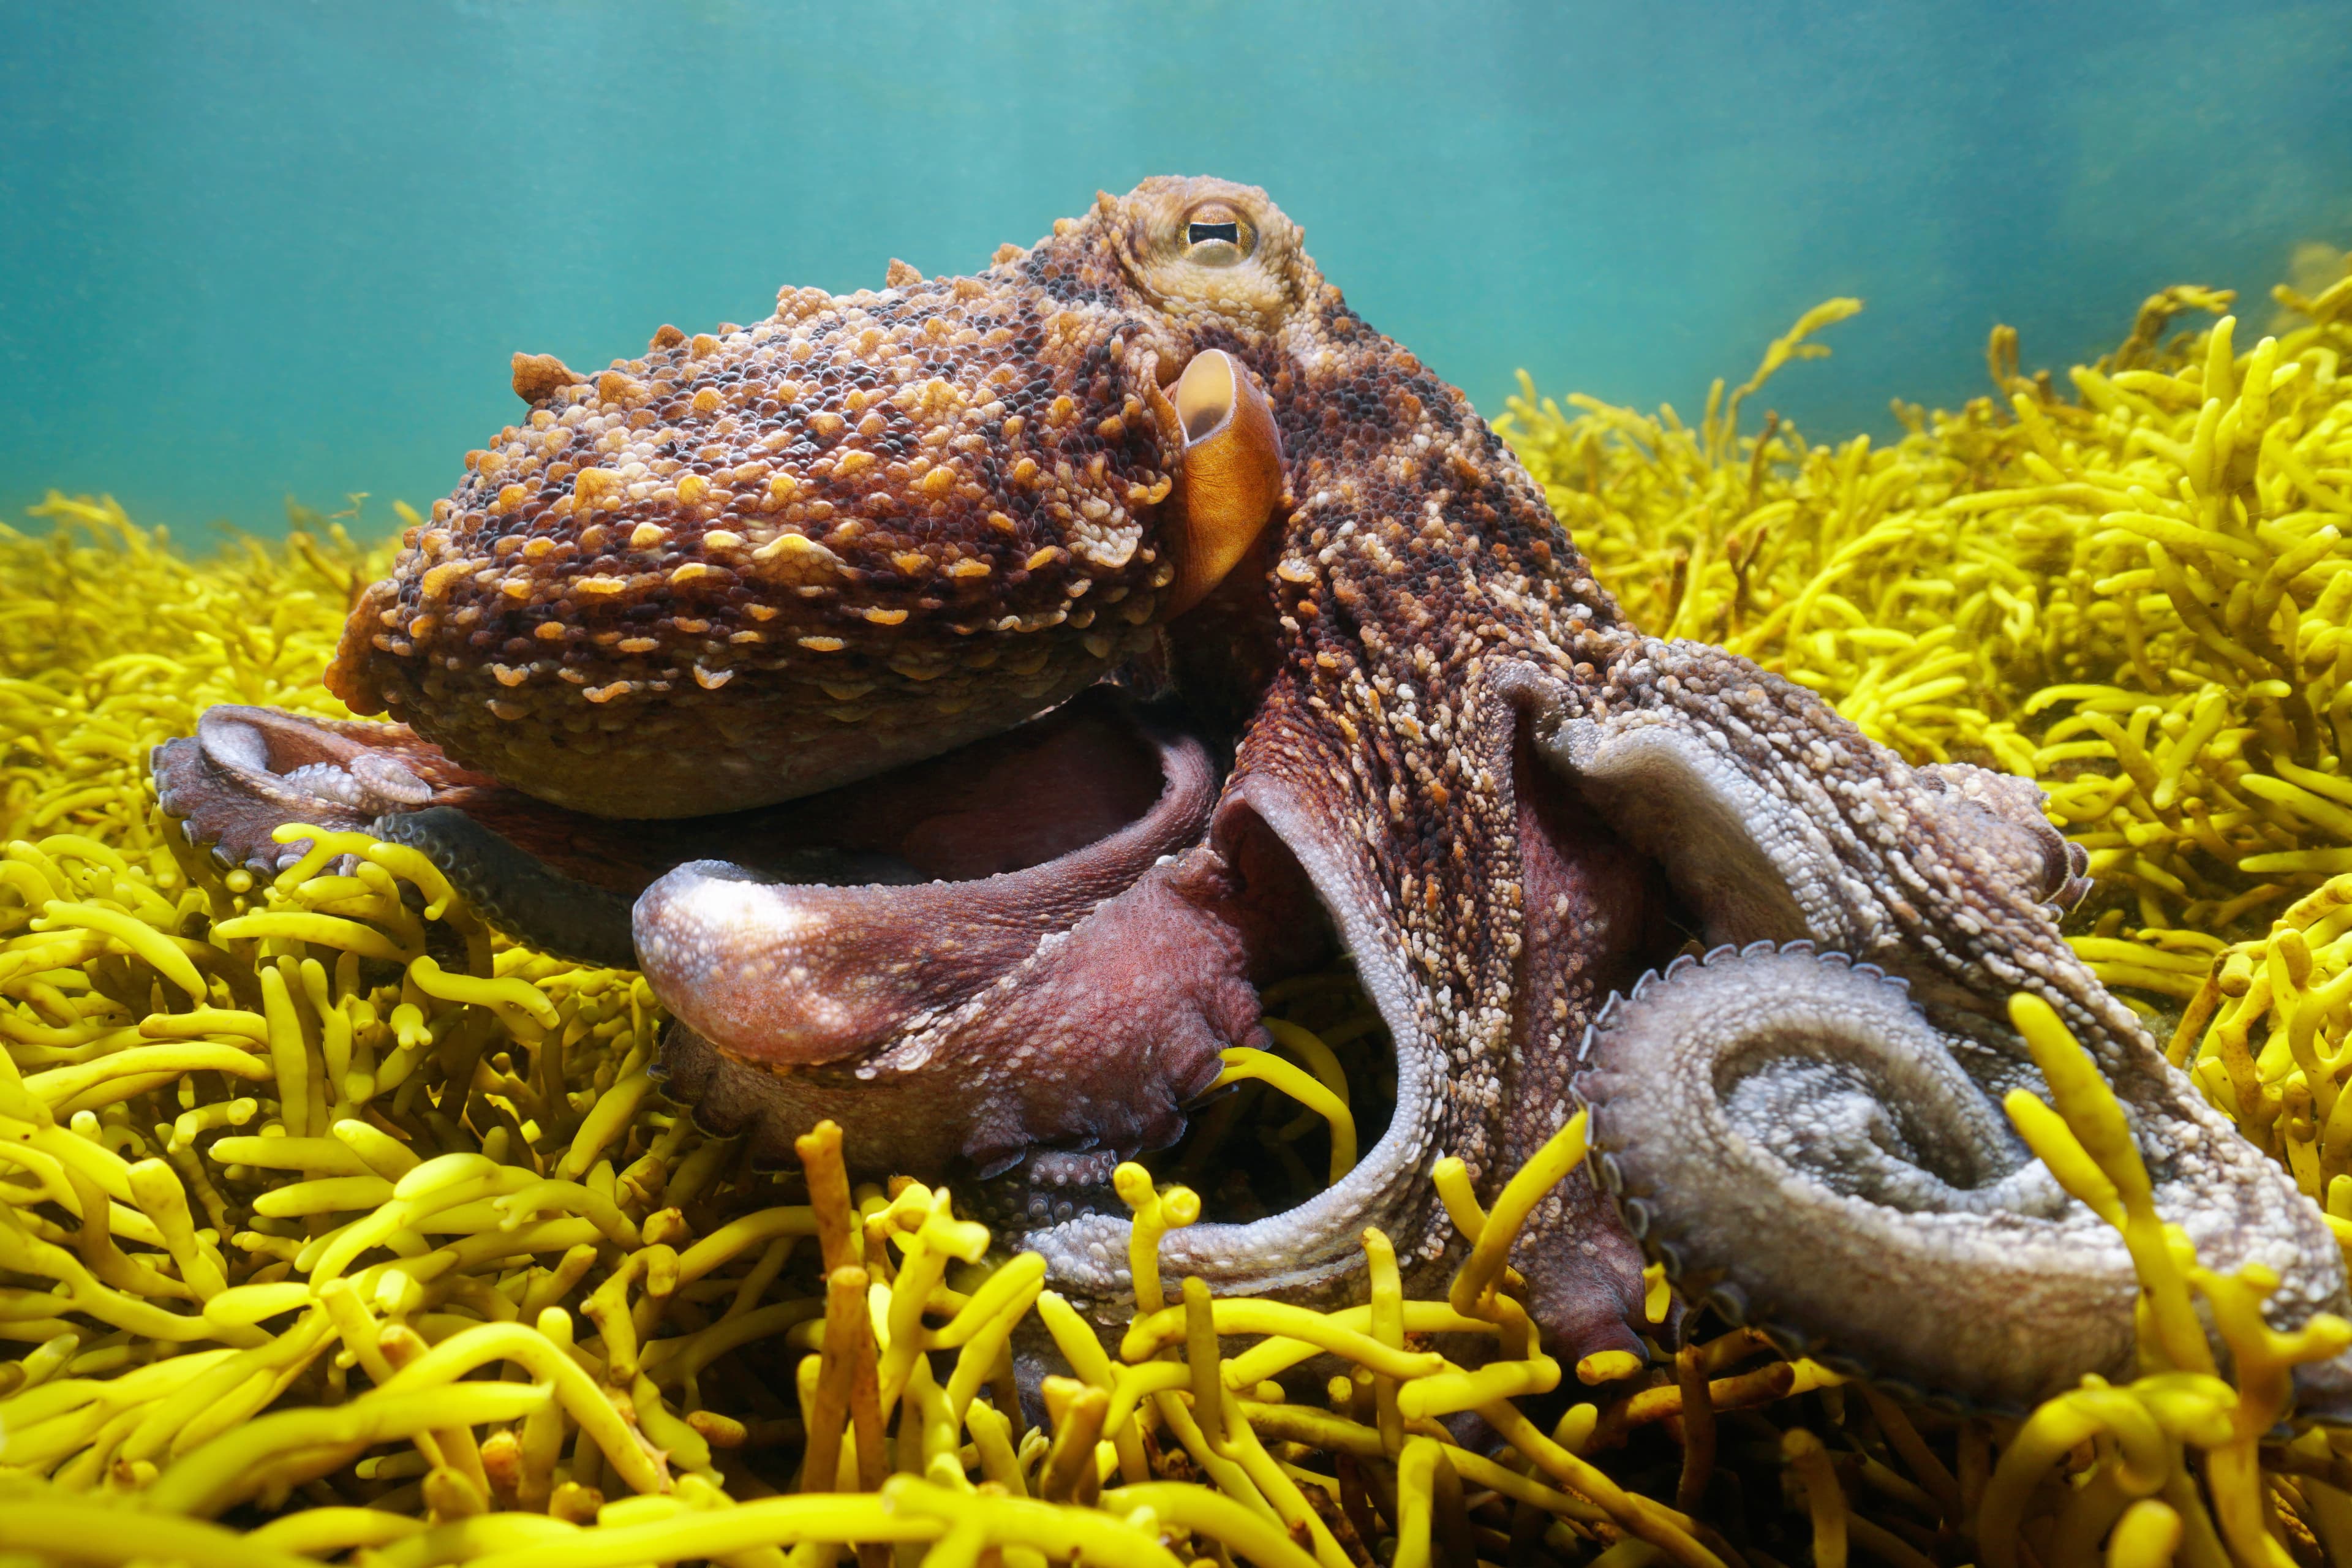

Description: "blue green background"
4 1 2347 543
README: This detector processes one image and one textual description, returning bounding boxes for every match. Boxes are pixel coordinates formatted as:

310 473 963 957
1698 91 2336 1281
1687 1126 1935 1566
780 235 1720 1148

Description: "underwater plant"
1 244 2351 1565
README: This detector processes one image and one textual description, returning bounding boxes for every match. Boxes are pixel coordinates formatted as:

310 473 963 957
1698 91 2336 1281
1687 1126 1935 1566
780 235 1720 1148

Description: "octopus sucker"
153 176 2352 1398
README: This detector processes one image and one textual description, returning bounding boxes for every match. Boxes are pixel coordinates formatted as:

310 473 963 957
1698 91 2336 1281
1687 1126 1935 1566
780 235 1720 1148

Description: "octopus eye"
1181 202 1254 267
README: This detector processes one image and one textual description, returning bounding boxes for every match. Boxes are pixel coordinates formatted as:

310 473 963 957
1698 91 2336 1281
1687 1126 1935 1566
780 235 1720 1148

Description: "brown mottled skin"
328 203 1217 818
156 179 2352 1404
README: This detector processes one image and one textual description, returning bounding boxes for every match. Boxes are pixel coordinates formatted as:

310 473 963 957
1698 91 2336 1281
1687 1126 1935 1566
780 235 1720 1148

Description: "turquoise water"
4 0 2346 545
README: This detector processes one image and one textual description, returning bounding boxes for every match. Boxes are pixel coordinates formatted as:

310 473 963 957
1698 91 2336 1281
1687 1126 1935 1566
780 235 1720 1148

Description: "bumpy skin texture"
328 232 1201 818
154 178 2349 1397
1577 943 2328 1408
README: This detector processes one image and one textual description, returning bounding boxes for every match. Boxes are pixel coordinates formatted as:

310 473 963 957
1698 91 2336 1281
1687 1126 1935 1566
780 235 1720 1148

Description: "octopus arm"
1577 943 2132 1408
1534 640 2351 1403
643 715 1339 1188
630 713 1219 1071
1021 756 1448 1304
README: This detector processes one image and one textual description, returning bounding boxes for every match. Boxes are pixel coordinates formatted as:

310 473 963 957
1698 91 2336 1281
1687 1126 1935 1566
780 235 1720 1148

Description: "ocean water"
3 0 2346 545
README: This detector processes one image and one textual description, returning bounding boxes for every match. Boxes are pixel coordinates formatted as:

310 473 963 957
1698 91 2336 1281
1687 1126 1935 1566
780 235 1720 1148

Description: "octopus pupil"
1188 221 1238 244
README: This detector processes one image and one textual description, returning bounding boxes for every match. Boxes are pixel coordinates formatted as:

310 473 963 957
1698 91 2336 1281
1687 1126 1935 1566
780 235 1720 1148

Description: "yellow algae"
7 255 2352 1564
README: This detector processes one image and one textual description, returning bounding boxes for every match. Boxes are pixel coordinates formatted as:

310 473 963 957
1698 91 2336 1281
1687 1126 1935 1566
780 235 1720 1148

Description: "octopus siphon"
154 176 2352 1413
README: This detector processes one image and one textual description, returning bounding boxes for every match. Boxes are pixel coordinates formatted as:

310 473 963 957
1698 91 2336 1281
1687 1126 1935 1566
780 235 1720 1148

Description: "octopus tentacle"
155 706 652 963
638 703 1336 1186
151 705 473 875
1575 943 2118 1409
653 828 1308 1185
1022 665 1667 1341
1545 638 2090 968
1017 759 1446 1304
1545 642 2350 1393
631 715 1218 1070
1475 663 1676 1358
1547 637 2177 1158
374 808 638 968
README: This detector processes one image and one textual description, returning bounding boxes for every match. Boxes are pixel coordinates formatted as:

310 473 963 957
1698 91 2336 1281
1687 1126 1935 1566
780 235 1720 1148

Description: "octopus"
154 176 2352 1414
